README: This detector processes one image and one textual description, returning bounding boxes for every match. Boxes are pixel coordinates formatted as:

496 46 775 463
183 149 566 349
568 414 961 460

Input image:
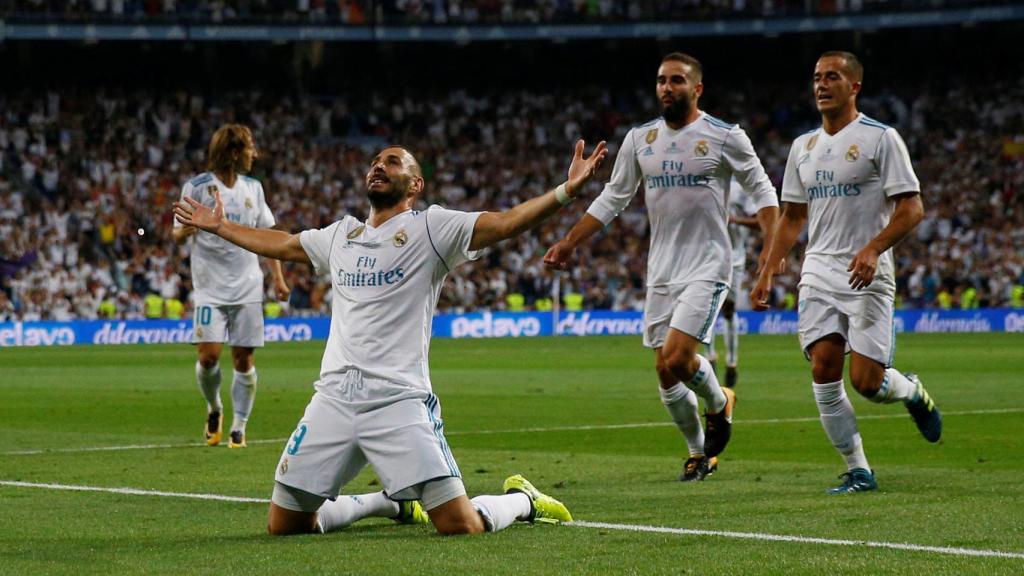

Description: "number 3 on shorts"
287 424 307 455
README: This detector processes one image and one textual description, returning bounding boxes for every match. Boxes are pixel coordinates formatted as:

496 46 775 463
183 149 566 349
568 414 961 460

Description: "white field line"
5 408 1022 456
1 480 1022 560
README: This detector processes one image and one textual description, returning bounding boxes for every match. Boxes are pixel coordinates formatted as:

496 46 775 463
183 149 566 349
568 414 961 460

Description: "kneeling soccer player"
175 140 607 534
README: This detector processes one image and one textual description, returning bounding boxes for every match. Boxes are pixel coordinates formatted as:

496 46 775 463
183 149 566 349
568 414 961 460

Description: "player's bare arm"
752 205 780 274
267 258 291 301
847 192 923 290
543 214 604 271
728 214 760 229
172 225 195 244
174 191 311 265
469 139 607 251
750 202 807 310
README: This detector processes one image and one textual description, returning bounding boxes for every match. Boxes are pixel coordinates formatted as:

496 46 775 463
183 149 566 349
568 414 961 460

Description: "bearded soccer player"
172 124 290 449
544 52 779 482
751 51 942 494
175 140 607 535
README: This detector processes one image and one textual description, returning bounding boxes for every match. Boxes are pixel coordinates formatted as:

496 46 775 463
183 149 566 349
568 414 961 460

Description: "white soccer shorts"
643 281 730 348
191 302 265 348
797 284 896 367
274 370 462 503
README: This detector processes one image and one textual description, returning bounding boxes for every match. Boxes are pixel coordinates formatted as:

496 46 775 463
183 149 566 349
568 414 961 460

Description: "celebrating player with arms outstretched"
751 51 942 494
545 53 779 482
176 140 606 536
173 124 290 449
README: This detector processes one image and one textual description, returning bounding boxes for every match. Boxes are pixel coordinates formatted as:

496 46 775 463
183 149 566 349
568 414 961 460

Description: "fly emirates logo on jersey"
644 160 710 190
335 255 406 288
807 169 861 200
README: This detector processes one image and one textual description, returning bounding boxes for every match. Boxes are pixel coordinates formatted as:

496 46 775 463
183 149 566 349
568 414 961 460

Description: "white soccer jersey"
781 114 920 297
728 176 757 269
175 172 276 305
300 207 482 392
587 113 778 287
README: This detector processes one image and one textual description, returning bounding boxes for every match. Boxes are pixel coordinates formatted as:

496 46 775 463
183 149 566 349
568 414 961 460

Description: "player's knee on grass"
268 482 323 535
427 495 486 535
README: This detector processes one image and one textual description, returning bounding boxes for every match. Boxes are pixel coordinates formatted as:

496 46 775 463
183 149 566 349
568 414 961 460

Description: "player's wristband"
554 183 573 206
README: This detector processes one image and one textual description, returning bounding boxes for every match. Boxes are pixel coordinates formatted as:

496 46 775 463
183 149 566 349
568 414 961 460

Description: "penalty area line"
1 480 1022 560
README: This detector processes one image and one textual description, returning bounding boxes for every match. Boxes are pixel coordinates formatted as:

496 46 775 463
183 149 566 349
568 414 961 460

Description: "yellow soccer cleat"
204 410 222 446
394 500 431 525
502 474 572 524
228 430 247 448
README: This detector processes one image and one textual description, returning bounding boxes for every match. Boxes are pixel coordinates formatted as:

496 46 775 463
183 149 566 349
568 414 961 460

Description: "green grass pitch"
1 333 1022 575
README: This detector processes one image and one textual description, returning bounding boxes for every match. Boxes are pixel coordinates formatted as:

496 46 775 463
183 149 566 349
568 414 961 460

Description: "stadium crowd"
0 0 1002 24
1 78 1022 321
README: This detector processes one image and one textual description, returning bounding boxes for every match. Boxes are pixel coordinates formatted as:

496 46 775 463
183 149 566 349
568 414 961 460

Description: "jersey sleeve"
722 126 778 212
255 182 276 229
299 220 345 276
780 139 808 204
877 128 921 197
586 128 642 225
172 181 194 229
424 206 484 270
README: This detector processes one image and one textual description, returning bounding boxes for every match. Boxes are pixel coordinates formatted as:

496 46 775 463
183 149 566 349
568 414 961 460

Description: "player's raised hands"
174 190 226 234
565 139 608 198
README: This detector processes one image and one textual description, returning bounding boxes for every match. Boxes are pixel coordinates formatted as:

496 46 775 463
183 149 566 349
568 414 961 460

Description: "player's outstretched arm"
468 140 607 251
750 202 807 311
847 191 923 290
173 192 311 265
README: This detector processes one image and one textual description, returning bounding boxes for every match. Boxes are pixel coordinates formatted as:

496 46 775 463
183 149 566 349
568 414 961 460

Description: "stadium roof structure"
1 4 1022 43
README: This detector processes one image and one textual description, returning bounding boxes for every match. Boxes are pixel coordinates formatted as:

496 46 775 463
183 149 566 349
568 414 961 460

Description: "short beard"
367 183 408 211
661 95 691 124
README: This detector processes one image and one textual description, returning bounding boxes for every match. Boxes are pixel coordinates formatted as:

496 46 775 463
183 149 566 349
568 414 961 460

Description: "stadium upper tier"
0 80 1022 321
0 0 1018 26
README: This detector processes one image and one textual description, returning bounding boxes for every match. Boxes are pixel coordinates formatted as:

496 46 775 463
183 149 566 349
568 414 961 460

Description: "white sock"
317 491 399 533
705 338 717 363
659 383 704 456
685 355 727 414
869 369 917 404
231 367 257 434
725 315 738 367
470 493 532 532
196 361 222 412
813 380 870 471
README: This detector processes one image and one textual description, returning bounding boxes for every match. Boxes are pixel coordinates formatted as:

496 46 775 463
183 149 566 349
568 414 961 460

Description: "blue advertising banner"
0 308 1021 347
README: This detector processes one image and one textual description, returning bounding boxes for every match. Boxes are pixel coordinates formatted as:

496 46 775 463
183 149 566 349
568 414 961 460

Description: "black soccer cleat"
725 366 738 389
679 456 718 482
903 373 942 443
703 387 736 458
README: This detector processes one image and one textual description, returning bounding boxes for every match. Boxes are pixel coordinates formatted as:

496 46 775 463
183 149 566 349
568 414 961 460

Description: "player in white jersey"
175 141 608 536
172 124 290 449
751 51 942 494
544 53 780 482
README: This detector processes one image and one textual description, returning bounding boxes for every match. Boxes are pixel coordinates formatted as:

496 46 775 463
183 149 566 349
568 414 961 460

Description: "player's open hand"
174 191 226 233
543 241 576 271
565 140 608 198
848 245 879 290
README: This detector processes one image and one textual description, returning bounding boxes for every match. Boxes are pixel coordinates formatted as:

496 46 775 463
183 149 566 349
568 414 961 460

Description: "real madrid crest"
645 129 658 145
807 135 818 151
347 225 365 240
206 185 217 196
845 144 860 162
393 230 408 248
695 140 709 157
244 198 253 209
279 457 288 476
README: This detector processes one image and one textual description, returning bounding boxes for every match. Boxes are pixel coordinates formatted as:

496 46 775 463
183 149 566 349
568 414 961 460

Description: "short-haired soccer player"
545 53 780 482
176 140 607 535
173 124 290 449
751 51 942 494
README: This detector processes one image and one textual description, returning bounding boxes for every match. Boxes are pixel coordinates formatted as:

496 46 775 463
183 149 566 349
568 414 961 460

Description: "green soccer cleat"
394 500 430 525
827 468 878 495
503 474 572 524
903 373 942 443
204 410 222 446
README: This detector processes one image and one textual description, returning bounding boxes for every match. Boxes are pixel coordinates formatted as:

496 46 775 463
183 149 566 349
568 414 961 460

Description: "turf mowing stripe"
0 481 269 503
568 521 1024 560
6 408 1022 455
2 480 1022 560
